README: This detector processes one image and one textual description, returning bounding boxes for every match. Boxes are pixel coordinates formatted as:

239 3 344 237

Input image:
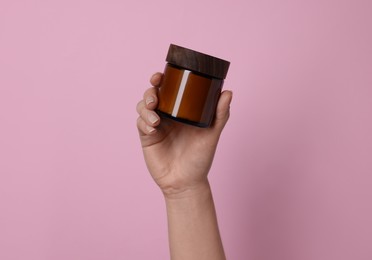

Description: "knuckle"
136 117 142 127
143 88 152 98
136 100 144 114
137 117 146 132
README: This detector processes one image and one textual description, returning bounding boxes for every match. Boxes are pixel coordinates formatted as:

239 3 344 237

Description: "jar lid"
165 44 230 80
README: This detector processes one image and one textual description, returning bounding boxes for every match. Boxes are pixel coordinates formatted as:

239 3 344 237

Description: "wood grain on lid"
166 44 230 80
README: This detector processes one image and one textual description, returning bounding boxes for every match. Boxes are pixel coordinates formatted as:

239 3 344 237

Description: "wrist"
164 180 215 217
162 179 211 201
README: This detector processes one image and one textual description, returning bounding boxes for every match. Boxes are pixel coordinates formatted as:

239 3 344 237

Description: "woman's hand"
137 72 231 260
136 72 232 198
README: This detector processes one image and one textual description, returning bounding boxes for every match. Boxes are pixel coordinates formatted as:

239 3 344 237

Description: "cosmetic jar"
157 44 230 127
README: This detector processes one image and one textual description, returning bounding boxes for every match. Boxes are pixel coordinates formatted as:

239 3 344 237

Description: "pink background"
1 0 371 259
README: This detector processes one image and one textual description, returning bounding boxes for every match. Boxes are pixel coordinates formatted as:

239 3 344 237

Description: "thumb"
212 90 233 133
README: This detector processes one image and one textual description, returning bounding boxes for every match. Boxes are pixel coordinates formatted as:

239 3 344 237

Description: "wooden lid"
166 44 230 79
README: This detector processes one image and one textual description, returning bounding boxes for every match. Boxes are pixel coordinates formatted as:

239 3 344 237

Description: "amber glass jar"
157 44 230 127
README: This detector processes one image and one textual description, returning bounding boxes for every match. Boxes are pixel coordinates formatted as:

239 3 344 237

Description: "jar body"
157 64 223 127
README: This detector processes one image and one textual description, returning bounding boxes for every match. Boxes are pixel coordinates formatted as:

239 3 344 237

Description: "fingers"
136 97 160 125
150 72 163 87
136 99 160 135
142 86 158 110
136 83 162 135
212 90 233 133
144 72 162 110
137 116 157 136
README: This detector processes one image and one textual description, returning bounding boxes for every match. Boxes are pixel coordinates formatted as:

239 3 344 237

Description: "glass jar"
157 44 230 127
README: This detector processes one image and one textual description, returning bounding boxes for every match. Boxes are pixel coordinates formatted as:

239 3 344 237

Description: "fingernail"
148 113 159 124
146 125 156 133
146 96 154 105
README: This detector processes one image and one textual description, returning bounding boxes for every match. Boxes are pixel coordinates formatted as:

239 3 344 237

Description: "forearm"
165 181 226 260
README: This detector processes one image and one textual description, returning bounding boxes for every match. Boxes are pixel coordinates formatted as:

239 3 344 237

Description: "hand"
136 72 232 198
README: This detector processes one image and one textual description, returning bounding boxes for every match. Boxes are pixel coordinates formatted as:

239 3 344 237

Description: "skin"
136 72 232 260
